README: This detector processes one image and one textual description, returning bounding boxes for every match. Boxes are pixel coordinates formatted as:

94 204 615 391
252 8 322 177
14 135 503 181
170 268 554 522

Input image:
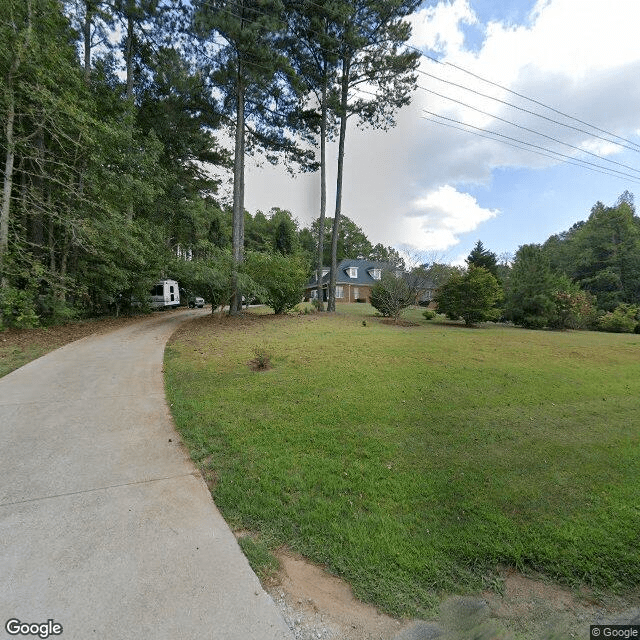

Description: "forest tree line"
2 1 639 330
0 0 419 327
431 191 640 332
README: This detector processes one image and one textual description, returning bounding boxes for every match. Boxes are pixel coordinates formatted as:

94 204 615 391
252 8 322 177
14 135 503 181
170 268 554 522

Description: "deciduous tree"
245 251 308 314
435 267 502 326
369 269 414 323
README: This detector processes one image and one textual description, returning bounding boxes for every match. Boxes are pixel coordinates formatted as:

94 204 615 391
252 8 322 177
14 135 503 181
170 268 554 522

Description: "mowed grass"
164 304 640 617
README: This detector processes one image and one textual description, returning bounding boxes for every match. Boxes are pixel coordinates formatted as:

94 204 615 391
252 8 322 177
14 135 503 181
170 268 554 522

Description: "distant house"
305 259 390 303
305 259 436 305
405 271 437 305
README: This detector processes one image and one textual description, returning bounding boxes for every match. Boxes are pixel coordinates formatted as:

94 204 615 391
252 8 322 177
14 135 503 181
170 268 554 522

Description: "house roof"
307 259 392 288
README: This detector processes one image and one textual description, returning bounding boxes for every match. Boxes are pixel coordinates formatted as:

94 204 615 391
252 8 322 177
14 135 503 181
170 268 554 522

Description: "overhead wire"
417 84 640 175
189 0 640 182
420 115 640 185
208 0 640 156
408 43 640 152
421 109 640 184
414 66 640 154
353 77 640 183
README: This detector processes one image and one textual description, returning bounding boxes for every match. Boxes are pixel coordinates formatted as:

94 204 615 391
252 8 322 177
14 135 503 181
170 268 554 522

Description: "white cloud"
398 0 640 250
400 185 499 250
245 0 640 259
409 0 478 56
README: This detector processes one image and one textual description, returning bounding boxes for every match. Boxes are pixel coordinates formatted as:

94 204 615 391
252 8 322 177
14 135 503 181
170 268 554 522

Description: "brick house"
305 259 398 303
305 259 437 305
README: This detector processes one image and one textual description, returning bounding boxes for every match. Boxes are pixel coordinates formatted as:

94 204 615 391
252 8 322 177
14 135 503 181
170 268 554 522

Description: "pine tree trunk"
30 127 45 261
1 90 16 280
48 211 56 274
328 55 350 312
315 68 328 310
57 228 70 306
83 0 92 83
230 66 245 315
125 4 135 221
125 8 134 102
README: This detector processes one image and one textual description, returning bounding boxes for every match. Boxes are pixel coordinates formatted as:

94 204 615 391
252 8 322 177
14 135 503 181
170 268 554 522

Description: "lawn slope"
165 306 640 617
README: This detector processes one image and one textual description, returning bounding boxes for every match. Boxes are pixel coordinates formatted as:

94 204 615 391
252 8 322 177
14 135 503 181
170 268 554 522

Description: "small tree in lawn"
244 252 308 314
369 270 414 323
434 267 502 326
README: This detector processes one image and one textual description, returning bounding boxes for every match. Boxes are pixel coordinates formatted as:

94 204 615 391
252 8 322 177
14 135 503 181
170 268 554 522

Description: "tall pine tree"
325 0 420 311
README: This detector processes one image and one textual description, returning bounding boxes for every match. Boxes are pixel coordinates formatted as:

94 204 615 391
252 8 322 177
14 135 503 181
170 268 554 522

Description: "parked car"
188 296 205 308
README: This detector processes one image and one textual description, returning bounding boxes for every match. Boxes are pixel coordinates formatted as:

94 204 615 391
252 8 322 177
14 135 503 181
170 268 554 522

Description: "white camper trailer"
149 279 180 309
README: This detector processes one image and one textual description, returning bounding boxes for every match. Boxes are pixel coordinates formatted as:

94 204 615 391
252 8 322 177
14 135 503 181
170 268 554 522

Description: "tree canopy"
434 267 502 326
1 2 638 331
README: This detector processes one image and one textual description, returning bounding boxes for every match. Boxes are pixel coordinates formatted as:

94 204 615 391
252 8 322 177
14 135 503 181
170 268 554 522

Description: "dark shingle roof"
307 259 392 288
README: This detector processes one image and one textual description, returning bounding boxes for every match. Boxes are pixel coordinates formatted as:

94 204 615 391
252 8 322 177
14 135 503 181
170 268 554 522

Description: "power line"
409 44 640 152
420 115 640 186
417 84 640 176
414 66 640 154
421 109 640 184
212 3 640 159
181 1 640 183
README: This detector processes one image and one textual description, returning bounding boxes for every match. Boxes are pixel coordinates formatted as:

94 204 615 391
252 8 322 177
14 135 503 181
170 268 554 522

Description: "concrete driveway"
0 309 293 640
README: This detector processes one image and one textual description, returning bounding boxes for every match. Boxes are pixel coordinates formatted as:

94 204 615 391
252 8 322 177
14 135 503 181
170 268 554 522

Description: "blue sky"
241 0 640 265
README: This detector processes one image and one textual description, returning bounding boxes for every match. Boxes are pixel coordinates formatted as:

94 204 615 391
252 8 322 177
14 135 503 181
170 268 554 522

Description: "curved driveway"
0 309 292 640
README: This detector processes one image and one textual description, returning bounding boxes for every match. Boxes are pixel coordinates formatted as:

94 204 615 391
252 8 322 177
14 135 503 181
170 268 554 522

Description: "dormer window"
347 266 358 278
370 268 381 280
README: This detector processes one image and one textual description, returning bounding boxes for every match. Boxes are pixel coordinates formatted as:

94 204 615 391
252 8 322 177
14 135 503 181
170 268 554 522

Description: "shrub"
245 252 309 315
551 287 598 330
369 271 414 323
0 286 40 329
37 294 78 326
422 309 436 320
249 345 272 371
434 267 502 326
596 304 639 333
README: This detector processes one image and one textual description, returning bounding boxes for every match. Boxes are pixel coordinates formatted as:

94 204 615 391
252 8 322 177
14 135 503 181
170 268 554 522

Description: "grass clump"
238 534 281 585
249 344 272 371
165 304 640 618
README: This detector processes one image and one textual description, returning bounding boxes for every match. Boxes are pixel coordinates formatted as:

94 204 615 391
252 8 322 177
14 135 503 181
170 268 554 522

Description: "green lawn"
164 304 640 618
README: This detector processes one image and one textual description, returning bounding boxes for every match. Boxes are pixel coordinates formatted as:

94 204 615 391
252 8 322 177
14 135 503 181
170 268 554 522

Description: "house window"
370 269 381 280
347 266 358 278
336 286 344 298
353 288 359 300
